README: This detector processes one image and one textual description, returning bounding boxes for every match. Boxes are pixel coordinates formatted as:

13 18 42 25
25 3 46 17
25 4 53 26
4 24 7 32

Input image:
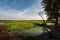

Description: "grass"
0 20 59 36
0 20 60 40
0 20 44 36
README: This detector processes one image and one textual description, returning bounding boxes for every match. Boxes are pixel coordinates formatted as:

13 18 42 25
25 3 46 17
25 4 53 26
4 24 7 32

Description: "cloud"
0 0 47 20
0 8 47 20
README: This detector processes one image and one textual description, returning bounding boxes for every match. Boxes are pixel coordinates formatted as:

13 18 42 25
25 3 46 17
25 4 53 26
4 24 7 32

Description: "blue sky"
0 0 47 20
0 0 37 10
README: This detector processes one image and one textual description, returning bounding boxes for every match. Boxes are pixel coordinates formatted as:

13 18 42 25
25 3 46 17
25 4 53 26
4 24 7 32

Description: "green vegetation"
0 20 60 40
0 20 44 35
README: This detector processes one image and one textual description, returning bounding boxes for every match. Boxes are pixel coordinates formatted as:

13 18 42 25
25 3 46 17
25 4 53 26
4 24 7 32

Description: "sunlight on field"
0 20 45 36
47 23 55 25
0 20 52 36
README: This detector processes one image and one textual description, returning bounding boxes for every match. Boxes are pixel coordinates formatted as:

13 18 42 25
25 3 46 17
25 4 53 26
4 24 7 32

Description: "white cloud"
0 0 47 20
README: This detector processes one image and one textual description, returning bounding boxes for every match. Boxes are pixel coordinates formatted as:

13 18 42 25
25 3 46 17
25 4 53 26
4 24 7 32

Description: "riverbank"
0 32 23 40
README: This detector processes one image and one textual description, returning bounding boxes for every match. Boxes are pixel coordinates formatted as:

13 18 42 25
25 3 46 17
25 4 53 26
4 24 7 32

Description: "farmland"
0 20 45 36
0 20 60 40
0 20 60 36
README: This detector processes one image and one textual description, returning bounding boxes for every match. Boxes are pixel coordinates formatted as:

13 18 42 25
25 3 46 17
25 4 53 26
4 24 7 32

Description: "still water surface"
9 27 51 36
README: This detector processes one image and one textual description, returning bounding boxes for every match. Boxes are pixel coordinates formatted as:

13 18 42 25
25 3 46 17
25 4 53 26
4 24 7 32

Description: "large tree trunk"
52 0 59 38
55 16 58 26
52 13 60 38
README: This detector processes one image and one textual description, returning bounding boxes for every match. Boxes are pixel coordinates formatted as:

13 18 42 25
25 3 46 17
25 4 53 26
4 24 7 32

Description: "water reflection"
8 27 51 36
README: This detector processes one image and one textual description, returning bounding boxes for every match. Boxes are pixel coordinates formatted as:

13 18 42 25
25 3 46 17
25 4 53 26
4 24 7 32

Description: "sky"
0 0 47 20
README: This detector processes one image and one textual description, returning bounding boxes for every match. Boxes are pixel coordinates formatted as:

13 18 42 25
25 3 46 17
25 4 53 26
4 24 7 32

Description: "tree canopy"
42 0 60 25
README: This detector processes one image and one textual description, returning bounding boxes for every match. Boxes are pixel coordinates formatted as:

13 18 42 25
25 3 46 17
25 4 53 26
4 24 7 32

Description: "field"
0 20 60 40
0 20 45 36
0 20 60 36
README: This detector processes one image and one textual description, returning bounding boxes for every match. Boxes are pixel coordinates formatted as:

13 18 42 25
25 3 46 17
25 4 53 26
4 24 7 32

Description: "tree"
41 0 60 38
42 0 60 25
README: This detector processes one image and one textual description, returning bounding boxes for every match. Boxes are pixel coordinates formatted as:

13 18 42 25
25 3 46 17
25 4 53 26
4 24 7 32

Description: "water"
8 27 51 36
